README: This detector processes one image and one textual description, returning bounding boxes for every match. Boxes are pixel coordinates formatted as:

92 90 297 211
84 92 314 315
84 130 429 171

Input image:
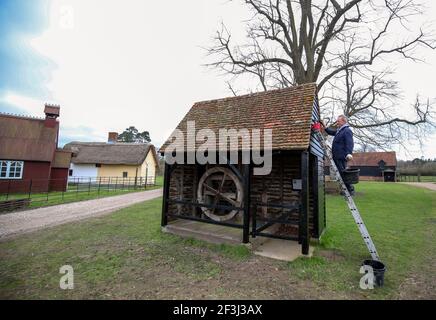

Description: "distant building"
64 132 158 184
325 151 397 182
0 105 72 193
348 151 397 182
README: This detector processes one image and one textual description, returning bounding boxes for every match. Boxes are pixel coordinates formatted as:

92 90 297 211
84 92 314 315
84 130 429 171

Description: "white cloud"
28 0 248 148
24 0 435 159
3 92 46 115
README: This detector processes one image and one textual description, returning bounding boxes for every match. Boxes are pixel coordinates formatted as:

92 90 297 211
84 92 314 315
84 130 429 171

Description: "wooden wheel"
197 167 243 221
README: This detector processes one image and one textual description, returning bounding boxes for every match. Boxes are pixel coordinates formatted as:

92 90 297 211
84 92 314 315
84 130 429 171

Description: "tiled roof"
160 83 317 153
64 142 158 166
349 152 397 167
0 113 59 162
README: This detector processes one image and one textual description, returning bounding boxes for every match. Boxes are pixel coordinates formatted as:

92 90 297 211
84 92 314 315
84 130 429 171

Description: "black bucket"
342 168 360 185
362 259 386 287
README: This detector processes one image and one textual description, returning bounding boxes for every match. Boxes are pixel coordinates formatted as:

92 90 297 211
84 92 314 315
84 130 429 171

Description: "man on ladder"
322 115 355 196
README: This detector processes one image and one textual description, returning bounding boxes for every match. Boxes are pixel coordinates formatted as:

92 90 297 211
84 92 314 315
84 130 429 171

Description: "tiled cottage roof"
0 113 59 162
160 83 317 153
349 152 397 167
64 142 158 166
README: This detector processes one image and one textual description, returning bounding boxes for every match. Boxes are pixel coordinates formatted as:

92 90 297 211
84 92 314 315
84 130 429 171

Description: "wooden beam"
161 162 171 227
300 151 310 255
312 154 320 238
242 163 251 243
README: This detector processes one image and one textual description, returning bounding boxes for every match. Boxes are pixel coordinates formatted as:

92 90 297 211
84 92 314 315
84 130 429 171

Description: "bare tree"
320 37 434 151
206 0 436 149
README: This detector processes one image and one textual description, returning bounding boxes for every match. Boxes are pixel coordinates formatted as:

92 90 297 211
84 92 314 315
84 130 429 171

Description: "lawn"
0 182 434 299
0 176 163 210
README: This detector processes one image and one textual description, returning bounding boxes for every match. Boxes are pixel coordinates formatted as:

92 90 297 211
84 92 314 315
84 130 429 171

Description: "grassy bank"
0 182 434 299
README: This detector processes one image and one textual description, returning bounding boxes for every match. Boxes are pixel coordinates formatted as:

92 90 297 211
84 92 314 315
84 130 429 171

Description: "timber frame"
160 149 318 255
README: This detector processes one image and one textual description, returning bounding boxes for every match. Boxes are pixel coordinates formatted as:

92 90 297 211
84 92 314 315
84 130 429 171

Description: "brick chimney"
108 132 118 143
44 104 60 128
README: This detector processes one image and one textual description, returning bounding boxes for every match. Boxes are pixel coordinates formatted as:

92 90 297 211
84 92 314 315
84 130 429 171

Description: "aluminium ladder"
315 129 380 261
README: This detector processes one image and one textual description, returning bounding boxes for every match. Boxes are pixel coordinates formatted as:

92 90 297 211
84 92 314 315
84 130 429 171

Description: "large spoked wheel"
197 167 243 222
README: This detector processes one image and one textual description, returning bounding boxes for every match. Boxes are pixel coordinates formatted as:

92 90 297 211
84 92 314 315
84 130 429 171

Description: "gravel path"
0 189 162 241
401 182 436 191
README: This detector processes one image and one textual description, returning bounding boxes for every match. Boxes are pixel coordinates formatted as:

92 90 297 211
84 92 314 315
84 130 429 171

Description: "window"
69 169 73 177
0 160 24 179
122 172 128 178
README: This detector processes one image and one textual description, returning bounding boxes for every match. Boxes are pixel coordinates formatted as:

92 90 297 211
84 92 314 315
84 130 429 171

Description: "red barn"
0 105 72 193
348 151 397 182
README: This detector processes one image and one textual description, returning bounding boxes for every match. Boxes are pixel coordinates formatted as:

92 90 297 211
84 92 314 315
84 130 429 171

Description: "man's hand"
346 154 353 161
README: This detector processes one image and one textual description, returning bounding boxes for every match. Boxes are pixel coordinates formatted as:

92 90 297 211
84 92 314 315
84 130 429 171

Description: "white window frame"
0 160 24 179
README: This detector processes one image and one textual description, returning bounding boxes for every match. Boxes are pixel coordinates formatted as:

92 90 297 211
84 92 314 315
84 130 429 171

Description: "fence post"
145 167 148 189
88 177 91 195
62 178 65 201
98 177 101 196
115 177 118 191
6 179 11 200
28 179 32 199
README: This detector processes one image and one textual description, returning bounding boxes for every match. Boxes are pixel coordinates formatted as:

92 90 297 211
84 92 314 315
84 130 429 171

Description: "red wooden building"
0 105 72 193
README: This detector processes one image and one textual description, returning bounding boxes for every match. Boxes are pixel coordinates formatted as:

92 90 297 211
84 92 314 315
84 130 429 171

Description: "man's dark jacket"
325 124 354 161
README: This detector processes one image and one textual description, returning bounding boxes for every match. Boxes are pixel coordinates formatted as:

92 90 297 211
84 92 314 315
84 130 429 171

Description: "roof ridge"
193 82 317 106
0 111 45 121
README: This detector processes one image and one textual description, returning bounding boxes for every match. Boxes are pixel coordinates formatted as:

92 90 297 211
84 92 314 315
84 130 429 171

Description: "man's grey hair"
338 115 348 122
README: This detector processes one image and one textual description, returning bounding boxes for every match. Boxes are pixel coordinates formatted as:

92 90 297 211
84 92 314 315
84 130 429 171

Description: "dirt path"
401 182 436 191
0 189 162 240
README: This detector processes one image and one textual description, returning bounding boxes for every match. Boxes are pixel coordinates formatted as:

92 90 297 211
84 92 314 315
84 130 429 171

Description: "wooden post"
6 179 11 200
28 179 33 199
242 163 251 244
311 154 320 238
62 178 65 201
251 204 257 238
300 151 310 255
161 162 171 227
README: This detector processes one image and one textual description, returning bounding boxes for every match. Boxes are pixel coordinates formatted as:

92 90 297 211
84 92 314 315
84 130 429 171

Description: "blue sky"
1 0 435 159
0 0 54 114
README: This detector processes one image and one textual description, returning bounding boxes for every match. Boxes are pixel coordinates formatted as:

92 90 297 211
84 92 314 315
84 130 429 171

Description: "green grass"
0 197 250 299
288 182 436 298
0 176 163 210
0 181 434 299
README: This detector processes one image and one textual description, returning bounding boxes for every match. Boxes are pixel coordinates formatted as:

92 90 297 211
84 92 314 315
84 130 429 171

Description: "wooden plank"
300 151 310 255
242 163 251 243
161 162 171 227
